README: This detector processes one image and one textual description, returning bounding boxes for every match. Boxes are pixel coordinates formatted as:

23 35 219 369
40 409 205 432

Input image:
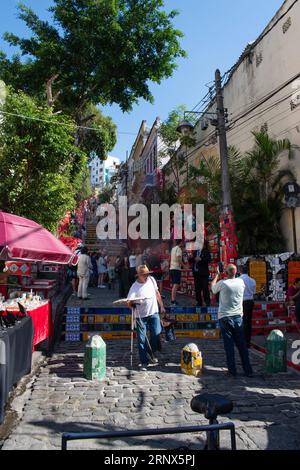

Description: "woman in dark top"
115 249 130 298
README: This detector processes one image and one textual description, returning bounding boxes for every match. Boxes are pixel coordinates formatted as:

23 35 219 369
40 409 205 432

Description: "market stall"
0 316 34 424
1 296 53 351
0 210 75 424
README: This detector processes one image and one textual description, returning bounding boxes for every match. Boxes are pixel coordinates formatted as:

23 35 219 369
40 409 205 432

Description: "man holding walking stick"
127 265 165 371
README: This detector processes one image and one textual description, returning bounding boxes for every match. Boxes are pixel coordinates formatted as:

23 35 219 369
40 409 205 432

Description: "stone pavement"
65 285 194 309
2 336 300 450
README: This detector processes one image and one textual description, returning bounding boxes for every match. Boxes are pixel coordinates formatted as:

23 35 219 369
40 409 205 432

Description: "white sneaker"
139 364 148 371
150 357 159 364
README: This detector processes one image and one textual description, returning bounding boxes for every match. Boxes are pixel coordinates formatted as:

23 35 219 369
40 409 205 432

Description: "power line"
0 109 137 135
227 89 296 139
228 72 300 127
231 116 300 150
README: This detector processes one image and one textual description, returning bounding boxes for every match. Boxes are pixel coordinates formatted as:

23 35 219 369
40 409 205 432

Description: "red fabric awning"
0 211 74 264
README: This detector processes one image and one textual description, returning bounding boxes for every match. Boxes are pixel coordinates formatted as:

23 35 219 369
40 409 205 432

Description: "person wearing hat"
127 265 166 371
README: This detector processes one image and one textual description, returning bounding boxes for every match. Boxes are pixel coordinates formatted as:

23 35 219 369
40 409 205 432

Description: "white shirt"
240 274 256 300
211 278 245 319
136 255 143 267
77 254 92 277
129 255 137 268
127 276 159 318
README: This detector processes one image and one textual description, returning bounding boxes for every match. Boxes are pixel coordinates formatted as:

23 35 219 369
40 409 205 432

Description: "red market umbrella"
0 211 74 264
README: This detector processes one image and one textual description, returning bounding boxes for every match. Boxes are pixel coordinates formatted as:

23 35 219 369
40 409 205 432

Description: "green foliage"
75 166 93 203
78 104 117 160
0 89 85 232
159 106 196 196
98 185 115 204
1 0 186 113
188 132 297 255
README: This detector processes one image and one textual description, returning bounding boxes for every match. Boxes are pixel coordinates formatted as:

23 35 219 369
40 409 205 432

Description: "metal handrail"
61 421 236 450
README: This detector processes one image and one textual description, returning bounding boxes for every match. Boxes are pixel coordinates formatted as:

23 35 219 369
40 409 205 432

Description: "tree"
188 132 297 254
238 132 297 254
0 1 186 115
0 89 85 232
98 185 115 204
76 104 117 160
158 106 195 198
75 167 93 203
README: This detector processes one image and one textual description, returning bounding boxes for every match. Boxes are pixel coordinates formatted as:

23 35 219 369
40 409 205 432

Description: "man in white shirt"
77 246 92 300
211 264 253 378
127 265 165 371
169 240 183 306
240 266 256 348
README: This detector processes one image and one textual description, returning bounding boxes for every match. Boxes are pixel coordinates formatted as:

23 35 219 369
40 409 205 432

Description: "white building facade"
89 154 120 189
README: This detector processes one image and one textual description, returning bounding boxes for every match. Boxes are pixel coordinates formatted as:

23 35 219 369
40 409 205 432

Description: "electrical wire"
228 72 300 127
0 109 137 135
231 117 300 150
227 90 297 140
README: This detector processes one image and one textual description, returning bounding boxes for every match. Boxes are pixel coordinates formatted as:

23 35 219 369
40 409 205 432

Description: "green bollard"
265 329 287 373
83 334 106 381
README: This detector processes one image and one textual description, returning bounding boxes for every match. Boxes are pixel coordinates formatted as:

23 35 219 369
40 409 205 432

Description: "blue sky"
0 0 284 161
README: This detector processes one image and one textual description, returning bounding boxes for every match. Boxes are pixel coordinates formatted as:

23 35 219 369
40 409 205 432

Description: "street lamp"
176 119 194 136
176 111 216 185
283 181 300 254
176 119 193 181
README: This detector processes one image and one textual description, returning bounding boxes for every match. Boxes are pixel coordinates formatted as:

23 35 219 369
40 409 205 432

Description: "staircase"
85 222 127 256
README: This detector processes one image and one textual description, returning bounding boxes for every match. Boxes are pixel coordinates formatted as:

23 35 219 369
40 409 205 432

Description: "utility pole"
125 150 128 199
215 69 232 214
215 69 238 266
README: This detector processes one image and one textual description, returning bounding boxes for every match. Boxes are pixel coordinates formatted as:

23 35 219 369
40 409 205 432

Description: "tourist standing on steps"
240 265 256 348
129 249 137 286
146 247 164 296
90 252 98 287
77 246 92 300
107 256 116 290
189 241 211 307
115 249 130 298
135 248 143 269
97 250 108 288
211 264 253 378
169 239 183 306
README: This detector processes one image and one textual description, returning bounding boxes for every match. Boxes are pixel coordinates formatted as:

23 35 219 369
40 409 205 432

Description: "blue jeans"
136 313 162 365
219 315 253 376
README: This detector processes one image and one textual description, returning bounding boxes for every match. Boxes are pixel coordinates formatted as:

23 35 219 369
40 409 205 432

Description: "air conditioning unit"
201 119 209 130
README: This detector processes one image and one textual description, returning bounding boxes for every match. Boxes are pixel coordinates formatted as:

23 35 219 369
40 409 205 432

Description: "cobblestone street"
2 337 300 450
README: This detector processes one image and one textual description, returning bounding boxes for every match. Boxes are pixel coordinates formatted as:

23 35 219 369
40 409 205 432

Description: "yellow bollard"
181 343 203 377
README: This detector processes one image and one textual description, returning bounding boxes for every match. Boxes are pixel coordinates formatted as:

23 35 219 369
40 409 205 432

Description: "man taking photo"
211 263 253 378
